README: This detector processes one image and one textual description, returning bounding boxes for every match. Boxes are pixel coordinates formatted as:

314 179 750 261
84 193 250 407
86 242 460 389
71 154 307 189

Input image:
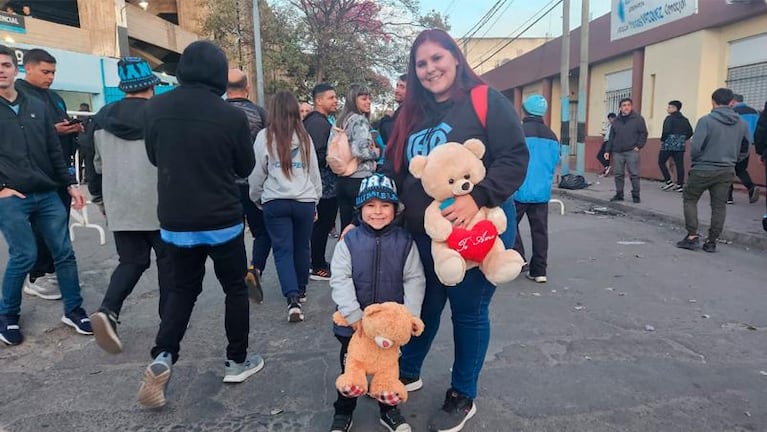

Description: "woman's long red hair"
385 29 485 173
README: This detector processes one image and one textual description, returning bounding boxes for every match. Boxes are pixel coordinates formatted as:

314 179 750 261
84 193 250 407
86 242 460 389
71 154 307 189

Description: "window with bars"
605 88 632 117
726 62 767 110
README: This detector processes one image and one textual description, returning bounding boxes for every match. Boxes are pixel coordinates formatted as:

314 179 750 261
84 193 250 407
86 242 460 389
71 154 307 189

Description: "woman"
249 91 322 323
334 83 380 229
384 29 529 432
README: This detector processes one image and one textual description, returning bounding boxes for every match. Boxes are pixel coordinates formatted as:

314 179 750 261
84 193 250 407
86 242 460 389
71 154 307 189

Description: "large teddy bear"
333 302 425 405
409 139 524 286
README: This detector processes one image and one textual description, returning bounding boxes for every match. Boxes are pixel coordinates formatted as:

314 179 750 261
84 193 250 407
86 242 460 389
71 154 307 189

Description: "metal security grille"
605 88 632 117
726 62 767 110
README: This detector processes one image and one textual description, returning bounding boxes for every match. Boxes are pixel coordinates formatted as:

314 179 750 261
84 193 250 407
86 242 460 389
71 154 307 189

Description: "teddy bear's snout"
374 336 394 349
454 180 474 195
461 182 471 191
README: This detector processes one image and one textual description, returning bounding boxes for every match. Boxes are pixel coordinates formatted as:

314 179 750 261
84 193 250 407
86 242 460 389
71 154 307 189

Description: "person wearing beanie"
658 100 693 192
328 173 425 432
88 57 171 355
138 41 263 408
512 95 560 283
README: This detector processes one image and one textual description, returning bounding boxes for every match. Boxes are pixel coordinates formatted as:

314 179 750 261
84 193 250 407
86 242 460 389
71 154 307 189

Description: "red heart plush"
446 220 499 263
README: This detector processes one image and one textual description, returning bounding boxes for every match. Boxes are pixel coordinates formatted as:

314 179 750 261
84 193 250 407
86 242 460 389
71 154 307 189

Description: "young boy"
329 173 426 432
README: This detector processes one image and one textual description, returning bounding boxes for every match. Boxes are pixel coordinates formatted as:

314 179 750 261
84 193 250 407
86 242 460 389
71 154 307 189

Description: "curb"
552 189 767 251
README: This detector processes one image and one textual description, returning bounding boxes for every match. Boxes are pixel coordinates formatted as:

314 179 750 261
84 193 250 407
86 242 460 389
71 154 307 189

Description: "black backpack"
558 174 588 190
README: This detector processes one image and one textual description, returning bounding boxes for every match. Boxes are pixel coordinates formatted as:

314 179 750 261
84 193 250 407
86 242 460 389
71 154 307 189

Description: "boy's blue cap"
355 174 399 209
523 94 548 117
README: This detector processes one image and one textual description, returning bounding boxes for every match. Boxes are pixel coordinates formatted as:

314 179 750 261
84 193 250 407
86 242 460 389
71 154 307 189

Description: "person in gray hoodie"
89 57 171 355
677 88 751 252
249 90 322 323
605 97 648 203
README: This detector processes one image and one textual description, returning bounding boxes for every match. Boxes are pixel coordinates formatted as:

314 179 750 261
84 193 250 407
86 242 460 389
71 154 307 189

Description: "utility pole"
560 0 571 176
252 0 265 104
576 0 589 175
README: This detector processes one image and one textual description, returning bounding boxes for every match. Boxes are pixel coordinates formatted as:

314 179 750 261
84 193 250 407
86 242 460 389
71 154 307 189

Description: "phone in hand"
67 118 83 125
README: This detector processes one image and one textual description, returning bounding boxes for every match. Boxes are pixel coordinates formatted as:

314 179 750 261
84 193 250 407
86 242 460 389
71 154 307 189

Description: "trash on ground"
574 305 585 311
618 292 627 296
586 206 625 216
645 325 656 332
701 314 710 319
760 371 767 376
617 241 646 245
271 409 283 415
689 299 697 303
531 292 541 297
605 287 615 291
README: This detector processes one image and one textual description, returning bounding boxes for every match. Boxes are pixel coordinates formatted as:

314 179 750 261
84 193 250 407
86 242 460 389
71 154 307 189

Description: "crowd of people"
1 24 766 432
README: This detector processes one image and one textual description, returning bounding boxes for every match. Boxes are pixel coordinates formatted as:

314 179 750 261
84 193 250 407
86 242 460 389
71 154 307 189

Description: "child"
329 173 426 432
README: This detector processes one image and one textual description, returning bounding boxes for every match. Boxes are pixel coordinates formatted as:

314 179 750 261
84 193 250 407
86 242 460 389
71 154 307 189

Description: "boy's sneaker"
526 274 547 283
245 268 264 304
400 376 423 392
61 307 93 335
749 186 760 204
380 408 412 432
660 181 675 191
0 314 23 345
137 351 172 408
427 389 477 432
310 267 331 281
298 292 308 303
288 297 304 322
673 184 684 193
702 239 717 253
676 235 700 251
609 194 624 202
329 413 353 432
23 275 61 300
91 309 122 354
223 353 265 383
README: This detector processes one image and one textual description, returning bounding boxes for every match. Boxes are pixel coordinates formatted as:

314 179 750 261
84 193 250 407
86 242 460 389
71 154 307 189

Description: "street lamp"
138 0 149 10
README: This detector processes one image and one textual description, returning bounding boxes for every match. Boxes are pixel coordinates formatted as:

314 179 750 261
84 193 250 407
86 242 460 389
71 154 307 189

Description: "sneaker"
526 274 547 283
329 413 353 432
632 195 641 204
702 239 717 253
400 375 423 392
749 186 760 204
763 215 767 232
602 166 611 176
91 310 122 354
245 269 264 304
137 351 172 408
223 353 265 383
310 267 331 281
676 235 700 251
727 198 734 205
673 184 684 193
609 194 624 202
298 292 308 303
0 314 22 345
61 307 93 335
427 389 477 432
660 181 675 191
520 262 529 274
380 408 411 432
288 298 304 322
23 275 61 300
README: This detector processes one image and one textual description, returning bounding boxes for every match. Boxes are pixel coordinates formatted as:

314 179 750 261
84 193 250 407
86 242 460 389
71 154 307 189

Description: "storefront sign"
611 0 698 41
0 10 26 34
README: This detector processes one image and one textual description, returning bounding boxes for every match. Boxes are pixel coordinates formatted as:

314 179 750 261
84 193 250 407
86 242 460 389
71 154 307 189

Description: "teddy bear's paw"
435 253 467 286
482 248 524 285
376 390 404 406
339 384 365 398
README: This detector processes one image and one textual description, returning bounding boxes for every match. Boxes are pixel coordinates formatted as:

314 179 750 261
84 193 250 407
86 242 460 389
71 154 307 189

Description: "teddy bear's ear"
463 139 486 159
364 303 384 317
411 317 425 336
408 156 428 179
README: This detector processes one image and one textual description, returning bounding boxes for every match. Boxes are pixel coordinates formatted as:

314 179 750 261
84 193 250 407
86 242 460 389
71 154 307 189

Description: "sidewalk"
553 174 767 250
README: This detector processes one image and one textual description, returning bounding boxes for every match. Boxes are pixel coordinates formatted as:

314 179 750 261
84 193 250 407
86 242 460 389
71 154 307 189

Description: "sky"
420 0 613 39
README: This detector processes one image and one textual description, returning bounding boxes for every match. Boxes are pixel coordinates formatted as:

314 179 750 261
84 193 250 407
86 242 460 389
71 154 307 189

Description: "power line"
443 0 457 16
476 0 517 39
472 0 563 70
473 0 560 58
460 0 507 42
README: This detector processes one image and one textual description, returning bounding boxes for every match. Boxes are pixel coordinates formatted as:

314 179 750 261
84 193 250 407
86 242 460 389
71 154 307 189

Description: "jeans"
0 191 83 316
597 142 610 168
100 231 172 319
30 187 71 279
240 184 271 272
399 233 496 399
333 334 395 415
658 150 685 185
499 197 517 249
311 197 338 270
262 200 314 300
513 201 549 277
613 150 641 196
728 155 755 200
336 177 364 229
683 169 733 241
151 233 249 363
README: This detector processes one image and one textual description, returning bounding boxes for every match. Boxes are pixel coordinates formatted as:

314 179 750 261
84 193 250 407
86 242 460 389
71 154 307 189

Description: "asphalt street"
0 196 764 432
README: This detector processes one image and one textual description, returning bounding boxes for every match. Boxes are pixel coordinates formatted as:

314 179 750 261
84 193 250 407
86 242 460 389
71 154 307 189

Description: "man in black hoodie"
88 57 172 355
305 83 339 281
137 41 263 409
15 49 84 300
605 97 648 203
658 100 693 192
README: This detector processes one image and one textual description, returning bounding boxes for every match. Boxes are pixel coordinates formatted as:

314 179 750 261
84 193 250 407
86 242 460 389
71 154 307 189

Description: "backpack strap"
471 85 489 129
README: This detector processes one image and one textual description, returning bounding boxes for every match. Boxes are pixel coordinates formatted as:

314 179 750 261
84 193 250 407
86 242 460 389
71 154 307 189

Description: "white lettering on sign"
611 0 698 41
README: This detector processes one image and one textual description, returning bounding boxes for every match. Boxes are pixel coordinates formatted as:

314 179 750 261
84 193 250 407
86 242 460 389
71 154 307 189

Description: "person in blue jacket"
512 95 560 283
729 94 760 204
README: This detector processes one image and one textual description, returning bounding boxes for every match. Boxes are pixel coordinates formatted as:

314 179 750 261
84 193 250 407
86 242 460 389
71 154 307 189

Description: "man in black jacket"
605 97 648 203
658 100 693 192
376 74 406 146
15 49 84 300
305 83 338 281
226 68 268 303
137 41 263 409
754 101 767 232
0 45 93 345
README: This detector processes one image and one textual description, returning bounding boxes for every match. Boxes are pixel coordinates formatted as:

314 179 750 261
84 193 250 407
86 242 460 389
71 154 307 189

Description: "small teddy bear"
333 302 425 405
408 139 524 286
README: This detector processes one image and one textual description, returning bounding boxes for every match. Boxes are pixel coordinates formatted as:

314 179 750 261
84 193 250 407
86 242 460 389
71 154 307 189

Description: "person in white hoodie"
249 90 322 322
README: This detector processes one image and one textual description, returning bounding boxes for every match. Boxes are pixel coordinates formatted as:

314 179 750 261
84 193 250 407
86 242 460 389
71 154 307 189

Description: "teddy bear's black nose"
461 182 470 191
